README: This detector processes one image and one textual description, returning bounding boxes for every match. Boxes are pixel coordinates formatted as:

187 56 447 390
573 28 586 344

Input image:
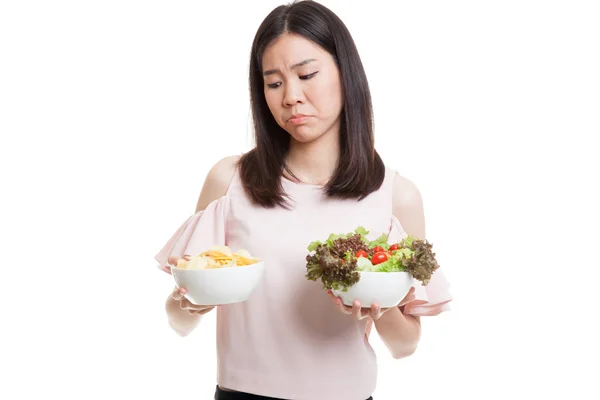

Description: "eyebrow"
263 59 317 76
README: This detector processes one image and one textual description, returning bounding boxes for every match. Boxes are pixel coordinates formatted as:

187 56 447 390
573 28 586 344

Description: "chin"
286 126 324 144
289 132 322 144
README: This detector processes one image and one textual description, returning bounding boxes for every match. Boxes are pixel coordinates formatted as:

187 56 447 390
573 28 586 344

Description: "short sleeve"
154 195 230 274
388 215 453 316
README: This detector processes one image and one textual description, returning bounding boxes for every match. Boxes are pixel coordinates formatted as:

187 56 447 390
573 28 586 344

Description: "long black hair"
238 0 385 209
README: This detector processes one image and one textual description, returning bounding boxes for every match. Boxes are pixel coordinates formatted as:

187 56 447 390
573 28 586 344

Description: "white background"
1 1 599 399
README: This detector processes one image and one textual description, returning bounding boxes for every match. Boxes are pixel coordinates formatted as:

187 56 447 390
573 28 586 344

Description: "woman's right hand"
167 256 215 315
170 286 215 315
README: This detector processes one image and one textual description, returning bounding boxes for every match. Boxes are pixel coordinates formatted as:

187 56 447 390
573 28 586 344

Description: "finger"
171 287 182 300
182 303 206 312
172 287 187 301
180 297 208 311
183 254 191 261
167 256 178 266
326 290 335 300
331 294 342 306
192 305 215 314
183 302 214 316
352 300 362 319
180 298 196 311
185 305 204 314
186 306 207 315
334 297 352 314
371 303 381 320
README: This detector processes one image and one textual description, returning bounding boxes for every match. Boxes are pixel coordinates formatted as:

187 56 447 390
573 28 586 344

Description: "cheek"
313 80 342 116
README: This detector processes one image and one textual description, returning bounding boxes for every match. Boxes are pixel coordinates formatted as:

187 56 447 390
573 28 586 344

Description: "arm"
165 155 240 336
373 173 424 358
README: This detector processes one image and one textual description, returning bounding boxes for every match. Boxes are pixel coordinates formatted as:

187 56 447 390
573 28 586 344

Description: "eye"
300 71 319 80
267 82 281 89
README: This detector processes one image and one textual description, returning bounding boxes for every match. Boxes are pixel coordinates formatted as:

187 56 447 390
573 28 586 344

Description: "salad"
305 226 439 292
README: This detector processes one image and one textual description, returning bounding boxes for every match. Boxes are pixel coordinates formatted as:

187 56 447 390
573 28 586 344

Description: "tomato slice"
373 246 384 253
356 250 368 258
389 243 400 251
371 251 388 265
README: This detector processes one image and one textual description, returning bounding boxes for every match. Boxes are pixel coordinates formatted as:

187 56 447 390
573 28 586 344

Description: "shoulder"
392 172 423 209
206 155 241 188
391 171 426 239
195 155 241 212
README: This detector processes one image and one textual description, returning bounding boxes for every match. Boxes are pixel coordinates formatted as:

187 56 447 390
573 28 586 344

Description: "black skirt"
214 385 373 400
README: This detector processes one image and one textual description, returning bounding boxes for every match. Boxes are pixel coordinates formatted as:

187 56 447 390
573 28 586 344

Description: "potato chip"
208 245 233 256
235 249 252 258
176 245 258 270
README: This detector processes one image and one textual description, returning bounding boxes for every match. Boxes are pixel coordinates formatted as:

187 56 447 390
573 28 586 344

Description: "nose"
283 81 305 107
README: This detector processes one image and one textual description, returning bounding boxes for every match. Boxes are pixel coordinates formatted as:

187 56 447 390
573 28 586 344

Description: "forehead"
262 33 327 68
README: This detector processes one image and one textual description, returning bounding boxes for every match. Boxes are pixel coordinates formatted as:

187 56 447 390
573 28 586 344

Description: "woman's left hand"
326 287 416 320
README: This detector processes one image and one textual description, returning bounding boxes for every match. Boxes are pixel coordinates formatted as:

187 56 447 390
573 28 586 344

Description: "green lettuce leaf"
354 226 369 236
356 256 375 272
307 240 323 252
368 233 390 250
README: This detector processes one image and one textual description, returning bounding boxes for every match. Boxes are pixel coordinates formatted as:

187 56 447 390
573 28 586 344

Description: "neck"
285 130 340 185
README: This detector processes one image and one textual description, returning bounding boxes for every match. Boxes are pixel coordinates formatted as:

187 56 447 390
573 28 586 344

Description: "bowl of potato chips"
171 245 264 305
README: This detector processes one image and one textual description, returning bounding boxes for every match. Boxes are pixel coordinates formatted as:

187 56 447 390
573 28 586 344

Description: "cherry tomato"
371 251 388 265
356 250 368 258
373 246 384 253
389 243 400 251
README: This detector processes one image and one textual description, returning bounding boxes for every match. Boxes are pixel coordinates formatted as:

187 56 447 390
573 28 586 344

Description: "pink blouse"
155 165 452 400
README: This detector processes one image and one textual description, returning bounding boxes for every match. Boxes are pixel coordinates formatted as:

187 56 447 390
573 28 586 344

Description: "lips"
287 114 311 125
288 113 309 121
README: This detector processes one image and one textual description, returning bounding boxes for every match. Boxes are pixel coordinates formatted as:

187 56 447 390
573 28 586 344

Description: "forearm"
165 295 204 336
374 306 421 359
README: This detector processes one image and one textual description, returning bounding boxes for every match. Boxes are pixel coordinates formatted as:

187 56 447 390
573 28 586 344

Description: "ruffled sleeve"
154 196 230 274
388 215 453 316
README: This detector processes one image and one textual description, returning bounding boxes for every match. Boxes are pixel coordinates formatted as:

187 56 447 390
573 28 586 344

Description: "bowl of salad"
305 227 439 308
171 245 264 305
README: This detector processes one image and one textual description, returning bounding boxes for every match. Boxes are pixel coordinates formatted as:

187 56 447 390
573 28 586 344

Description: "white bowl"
332 271 413 308
171 261 265 305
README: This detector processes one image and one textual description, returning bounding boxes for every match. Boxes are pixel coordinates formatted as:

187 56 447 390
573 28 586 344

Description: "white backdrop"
1 1 599 399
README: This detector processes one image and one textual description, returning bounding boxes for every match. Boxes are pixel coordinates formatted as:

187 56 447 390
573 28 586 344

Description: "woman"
156 2 452 399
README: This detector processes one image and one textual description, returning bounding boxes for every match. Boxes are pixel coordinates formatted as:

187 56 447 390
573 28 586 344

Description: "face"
261 33 343 144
